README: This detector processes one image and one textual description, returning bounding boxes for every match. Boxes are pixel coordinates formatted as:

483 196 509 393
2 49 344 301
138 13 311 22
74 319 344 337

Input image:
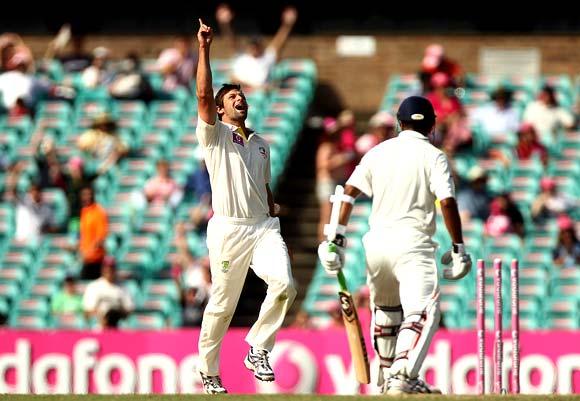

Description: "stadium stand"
303 73 579 329
0 57 317 329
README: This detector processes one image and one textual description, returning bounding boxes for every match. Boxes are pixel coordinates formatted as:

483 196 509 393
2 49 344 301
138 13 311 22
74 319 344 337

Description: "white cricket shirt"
82 278 134 318
346 130 455 237
196 117 271 219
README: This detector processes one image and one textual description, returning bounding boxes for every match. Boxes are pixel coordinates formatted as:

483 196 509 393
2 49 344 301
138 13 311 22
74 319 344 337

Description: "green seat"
29 282 60 300
113 100 147 119
145 280 181 304
511 158 544 179
119 279 142 304
37 100 73 119
519 281 549 300
186 232 207 257
3 115 33 141
440 296 464 329
35 117 71 143
52 314 88 329
128 312 166 329
550 269 580 293
0 129 19 160
140 297 175 319
0 281 20 305
485 234 522 260
118 251 155 278
519 266 549 286
0 297 8 316
36 266 67 284
1 252 34 272
42 188 69 228
0 267 27 289
11 315 47 329
16 297 50 317
545 298 579 329
548 160 579 181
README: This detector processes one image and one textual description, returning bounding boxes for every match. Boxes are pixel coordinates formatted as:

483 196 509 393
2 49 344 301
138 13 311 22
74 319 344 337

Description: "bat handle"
337 270 348 292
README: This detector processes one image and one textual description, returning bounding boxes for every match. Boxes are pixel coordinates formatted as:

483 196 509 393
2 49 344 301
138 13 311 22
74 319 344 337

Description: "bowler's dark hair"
215 83 242 109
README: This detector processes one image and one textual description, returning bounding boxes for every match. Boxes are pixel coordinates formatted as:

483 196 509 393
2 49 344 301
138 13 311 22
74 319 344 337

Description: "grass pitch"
1 395 580 400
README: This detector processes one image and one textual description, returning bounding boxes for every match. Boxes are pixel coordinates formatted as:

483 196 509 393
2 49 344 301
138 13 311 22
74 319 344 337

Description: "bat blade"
339 290 371 384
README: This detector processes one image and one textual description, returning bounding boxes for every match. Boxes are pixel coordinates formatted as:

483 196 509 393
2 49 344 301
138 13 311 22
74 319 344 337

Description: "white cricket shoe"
200 372 227 394
244 347 275 381
386 373 442 395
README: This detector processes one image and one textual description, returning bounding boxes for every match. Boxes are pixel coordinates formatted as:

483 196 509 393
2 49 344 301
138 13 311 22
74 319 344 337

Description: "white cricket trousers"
363 227 440 379
198 215 296 376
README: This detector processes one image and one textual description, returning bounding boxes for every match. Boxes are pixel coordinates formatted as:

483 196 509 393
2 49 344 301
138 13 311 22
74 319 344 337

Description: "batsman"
318 96 472 394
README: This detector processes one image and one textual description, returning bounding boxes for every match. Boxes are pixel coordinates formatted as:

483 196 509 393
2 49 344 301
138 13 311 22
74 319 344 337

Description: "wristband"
453 243 465 253
332 234 347 247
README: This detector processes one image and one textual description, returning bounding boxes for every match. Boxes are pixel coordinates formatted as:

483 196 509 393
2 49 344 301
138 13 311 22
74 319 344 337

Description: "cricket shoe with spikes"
386 373 442 395
200 372 227 394
244 346 275 381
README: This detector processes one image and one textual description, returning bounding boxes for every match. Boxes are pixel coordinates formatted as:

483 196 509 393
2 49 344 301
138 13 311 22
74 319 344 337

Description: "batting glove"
318 234 346 276
441 243 472 280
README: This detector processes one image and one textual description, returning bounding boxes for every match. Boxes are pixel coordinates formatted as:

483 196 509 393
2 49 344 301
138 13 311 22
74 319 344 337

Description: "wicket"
476 258 520 394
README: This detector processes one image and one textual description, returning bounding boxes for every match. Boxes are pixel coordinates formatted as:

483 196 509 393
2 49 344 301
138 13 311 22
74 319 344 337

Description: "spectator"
484 194 525 239
108 53 153 102
79 186 108 280
185 147 212 201
143 160 183 207
552 216 580 268
522 85 574 145
63 156 98 221
172 223 211 327
355 111 396 156
328 303 345 328
335 110 358 176
1 160 25 202
217 4 298 89
14 183 57 242
418 43 462 94
157 48 188 92
0 49 51 113
0 33 33 73
77 112 128 172
470 87 520 140
531 177 576 223
316 118 355 240
457 166 491 222
52 31 92 73
51 274 83 315
157 34 198 93
425 72 471 155
31 133 66 190
83 257 134 329
515 123 548 166
81 46 114 89
290 309 313 329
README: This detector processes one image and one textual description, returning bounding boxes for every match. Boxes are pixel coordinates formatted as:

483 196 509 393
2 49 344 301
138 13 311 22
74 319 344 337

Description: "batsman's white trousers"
198 215 296 375
363 227 440 377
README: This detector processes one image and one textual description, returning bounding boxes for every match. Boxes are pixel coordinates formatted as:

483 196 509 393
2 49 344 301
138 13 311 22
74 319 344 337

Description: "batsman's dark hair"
400 119 436 136
215 83 242 109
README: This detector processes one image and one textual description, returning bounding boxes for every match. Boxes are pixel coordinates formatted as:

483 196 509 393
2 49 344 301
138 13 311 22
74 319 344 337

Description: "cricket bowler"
195 19 296 394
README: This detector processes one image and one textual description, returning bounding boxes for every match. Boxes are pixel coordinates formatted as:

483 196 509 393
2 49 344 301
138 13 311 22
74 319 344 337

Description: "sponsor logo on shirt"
232 132 244 147
259 146 267 159
221 260 230 273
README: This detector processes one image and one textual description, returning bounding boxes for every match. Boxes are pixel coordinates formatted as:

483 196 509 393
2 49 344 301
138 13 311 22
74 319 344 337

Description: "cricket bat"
325 185 371 384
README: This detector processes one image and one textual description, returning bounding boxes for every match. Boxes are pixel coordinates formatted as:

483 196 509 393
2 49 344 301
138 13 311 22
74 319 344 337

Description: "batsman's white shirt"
347 130 455 237
196 116 295 376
